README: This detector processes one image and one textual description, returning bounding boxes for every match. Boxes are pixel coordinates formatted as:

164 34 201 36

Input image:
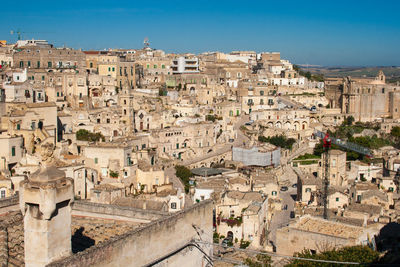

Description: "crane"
10 29 52 41
10 29 26 41
314 130 399 220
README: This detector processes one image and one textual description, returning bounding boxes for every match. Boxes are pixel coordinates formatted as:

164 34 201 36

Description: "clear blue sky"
1 0 400 66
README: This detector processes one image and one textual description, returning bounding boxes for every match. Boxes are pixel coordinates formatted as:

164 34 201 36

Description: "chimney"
20 164 74 266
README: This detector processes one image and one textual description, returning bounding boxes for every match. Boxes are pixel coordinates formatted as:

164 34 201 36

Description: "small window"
94 158 98 164
171 202 177 209
336 197 339 202
305 188 311 192
162 64 165 69
0 189 5 199
154 64 157 69
11 146 16 157
272 191 277 196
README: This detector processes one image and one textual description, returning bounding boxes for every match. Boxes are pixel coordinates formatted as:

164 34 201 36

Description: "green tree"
391 126 400 138
76 129 105 142
206 115 216 122
345 116 355 126
175 165 193 193
258 135 296 150
285 246 379 267
305 71 312 80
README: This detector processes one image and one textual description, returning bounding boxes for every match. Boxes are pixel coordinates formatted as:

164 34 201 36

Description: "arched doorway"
227 231 234 240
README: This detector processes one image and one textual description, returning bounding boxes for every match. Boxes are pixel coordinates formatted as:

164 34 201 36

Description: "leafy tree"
206 115 216 122
259 135 296 150
391 126 400 138
76 129 105 142
305 71 312 80
244 254 272 267
285 245 379 267
345 116 355 126
175 165 193 193
109 170 119 178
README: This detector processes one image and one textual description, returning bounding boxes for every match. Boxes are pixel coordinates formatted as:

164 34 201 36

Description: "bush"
109 170 119 178
258 135 296 149
285 245 379 267
391 126 400 138
240 239 251 249
76 129 105 142
244 254 271 267
175 165 193 193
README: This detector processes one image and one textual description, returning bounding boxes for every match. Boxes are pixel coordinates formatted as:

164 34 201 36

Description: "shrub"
175 165 193 193
258 135 296 149
240 239 251 249
109 170 119 178
76 129 105 142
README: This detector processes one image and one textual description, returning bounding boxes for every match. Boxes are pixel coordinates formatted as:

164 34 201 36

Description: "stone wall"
48 200 213 267
276 226 354 256
71 201 167 223
0 195 19 215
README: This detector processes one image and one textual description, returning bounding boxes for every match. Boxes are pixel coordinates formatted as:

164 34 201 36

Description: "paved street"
268 165 298 246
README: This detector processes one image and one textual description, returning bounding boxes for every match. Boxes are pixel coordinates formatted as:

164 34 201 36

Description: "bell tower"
377 70 385 84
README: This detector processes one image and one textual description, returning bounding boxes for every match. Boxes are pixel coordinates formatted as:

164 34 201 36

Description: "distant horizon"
2 0 399 66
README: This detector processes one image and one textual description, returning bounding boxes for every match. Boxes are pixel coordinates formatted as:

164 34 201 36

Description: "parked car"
292 183 297 188
245 120 254 125
229 138 234 143
280 186 288 191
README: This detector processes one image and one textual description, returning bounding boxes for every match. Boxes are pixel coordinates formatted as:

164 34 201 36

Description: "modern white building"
171 56 199 74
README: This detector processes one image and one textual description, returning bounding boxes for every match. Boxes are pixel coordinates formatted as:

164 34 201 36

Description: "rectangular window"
176 143 179 149
48 62 52 68
146 64 150 69
27 61 31 67
37 61 40 68
16 124 20 130
11 146 16 157
112 67 115 72
162 64 165 69
171 202 177 209
20 61 24 68
0 190 5 198
336 197 339 202
41 76 45 81
94 158 98 164
154 65 157 69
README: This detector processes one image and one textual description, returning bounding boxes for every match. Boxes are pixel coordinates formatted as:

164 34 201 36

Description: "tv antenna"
143 37 150 48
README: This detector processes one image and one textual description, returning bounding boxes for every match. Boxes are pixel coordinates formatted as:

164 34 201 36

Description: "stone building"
13 46 85 70
326 71 400 122
276 215 382 256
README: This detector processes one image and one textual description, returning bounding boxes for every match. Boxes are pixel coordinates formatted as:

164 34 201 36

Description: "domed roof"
29 165 66 183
